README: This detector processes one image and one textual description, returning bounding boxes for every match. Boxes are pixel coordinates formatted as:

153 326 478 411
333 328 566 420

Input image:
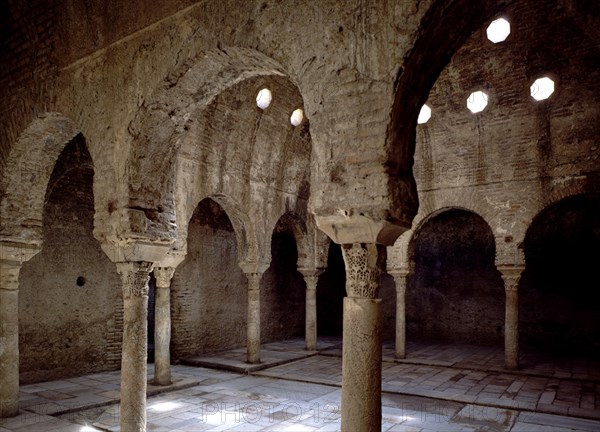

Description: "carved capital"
299 268 324 291
117 261 153 298
239 261 269 275
498 266 524 292
303 275 318 291
341 243 380 299
244 272 263 291
389 269 410 293
154 267 175 288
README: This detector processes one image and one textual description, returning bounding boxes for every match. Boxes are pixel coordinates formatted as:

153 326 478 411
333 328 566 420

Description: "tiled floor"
1 338 599 431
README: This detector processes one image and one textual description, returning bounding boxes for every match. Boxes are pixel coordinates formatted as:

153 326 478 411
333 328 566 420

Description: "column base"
0 400 19 418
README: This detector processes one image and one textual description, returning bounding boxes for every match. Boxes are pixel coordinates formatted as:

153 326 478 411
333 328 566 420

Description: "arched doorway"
521 194 600 357
19 134 121 383
407 209 504 346
261 217 305 343
170 198 247 359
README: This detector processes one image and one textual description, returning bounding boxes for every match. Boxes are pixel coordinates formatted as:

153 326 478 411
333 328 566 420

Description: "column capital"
298 267 324 280
300 268 323 292
341 243 380 299
238 261 269 276
389 269 410 294
498 265 524 291
154 267 175 288
388 268 411 279
116 262 153 298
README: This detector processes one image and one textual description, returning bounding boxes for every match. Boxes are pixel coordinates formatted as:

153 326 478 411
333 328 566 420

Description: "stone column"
389 269 409 359
153 267 175 386
299 269 322 351
117 261 153 432
243 270 264 364
0 242 39 418
341 243 382 432
499 266 523 370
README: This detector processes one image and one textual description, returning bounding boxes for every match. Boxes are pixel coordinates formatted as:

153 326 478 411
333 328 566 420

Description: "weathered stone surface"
116 261 153 432
341 297 383 431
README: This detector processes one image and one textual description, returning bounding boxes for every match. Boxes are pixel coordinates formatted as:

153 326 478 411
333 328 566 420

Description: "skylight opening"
256 88 272 110
486 18 511 43
467 91 489 113
417 104 432 124
530 77 555 101
290 108 304 126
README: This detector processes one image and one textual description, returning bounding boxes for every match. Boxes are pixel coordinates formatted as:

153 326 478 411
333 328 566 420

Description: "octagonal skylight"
417 104 431 124
530 77 555 101
290 108 304 126
256 88 272 110
487 18 511 43
467 91 488 113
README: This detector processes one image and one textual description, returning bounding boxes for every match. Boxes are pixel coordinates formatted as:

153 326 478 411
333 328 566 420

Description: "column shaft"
341 297 382 431
340 243 382 432
246 273 261 364
393 274 407 359
118 262 152 432
0 263 20 417
500 268 522 370
305 287 317 351
153 267 174 386
505 287 519 369
302 273 319 351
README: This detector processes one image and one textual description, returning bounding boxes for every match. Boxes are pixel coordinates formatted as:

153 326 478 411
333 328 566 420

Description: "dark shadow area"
261 222 305 342
317 242 346 337
521 194 600 357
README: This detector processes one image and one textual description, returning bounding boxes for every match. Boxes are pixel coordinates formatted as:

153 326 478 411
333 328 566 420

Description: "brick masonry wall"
170 199 248 359
412 0 599 244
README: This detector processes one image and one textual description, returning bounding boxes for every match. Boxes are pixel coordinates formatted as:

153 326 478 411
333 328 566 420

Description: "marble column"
499 266 523 370
153 267 175 386
244 271 263 364
0 243 39 418
300 269 322 351
389 269 409 359
117 261 153 432
340 243 382 432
